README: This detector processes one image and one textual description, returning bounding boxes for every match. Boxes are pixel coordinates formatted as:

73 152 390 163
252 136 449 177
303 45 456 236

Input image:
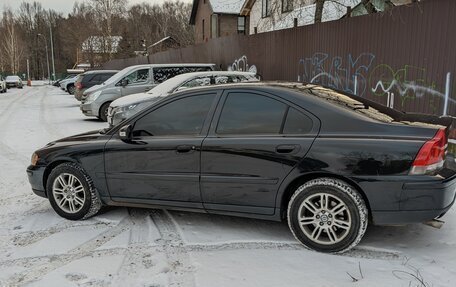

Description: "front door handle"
276 145 299 154
176 145 195 153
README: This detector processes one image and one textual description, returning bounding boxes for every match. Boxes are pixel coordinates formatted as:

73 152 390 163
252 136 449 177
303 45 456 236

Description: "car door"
121 67 153 96
104 91 219 208
201 90 319 215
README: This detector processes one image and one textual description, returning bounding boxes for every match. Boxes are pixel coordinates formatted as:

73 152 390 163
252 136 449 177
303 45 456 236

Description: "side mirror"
121 79 129 87
119 124 132 141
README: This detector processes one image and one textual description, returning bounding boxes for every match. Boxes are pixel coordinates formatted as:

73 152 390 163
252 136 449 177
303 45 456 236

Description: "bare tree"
89 0 127 60
1 9 24 74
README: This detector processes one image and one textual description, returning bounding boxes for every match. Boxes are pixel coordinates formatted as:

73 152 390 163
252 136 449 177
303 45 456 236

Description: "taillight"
76 82 83 89
410 128 447 175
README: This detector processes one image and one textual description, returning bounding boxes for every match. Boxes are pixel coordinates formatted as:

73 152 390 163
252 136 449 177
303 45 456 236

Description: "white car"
5 75 23 89
59 75 79 93
107 71 259 126
0 76 6 93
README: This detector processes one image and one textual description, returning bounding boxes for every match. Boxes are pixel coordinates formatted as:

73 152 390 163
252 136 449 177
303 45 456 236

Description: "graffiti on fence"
298 52 376 96
228 55 257 74
298 52 453 115
369 64 452 112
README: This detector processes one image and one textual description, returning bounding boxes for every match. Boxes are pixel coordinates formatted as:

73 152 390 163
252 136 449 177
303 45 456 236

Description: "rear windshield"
279 84 446 129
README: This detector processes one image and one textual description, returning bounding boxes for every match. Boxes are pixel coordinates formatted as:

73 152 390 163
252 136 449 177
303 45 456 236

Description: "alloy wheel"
52 173 86 213
297 192 352 245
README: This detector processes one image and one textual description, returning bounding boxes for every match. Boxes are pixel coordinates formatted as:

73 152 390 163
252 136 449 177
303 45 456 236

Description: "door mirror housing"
119 124 132 141
121 78 129 87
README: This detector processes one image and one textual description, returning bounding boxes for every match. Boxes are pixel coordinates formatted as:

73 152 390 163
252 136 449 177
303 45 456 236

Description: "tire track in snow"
39 86 66 139
0 87 38 164
150 209 196 287
3 210 136 286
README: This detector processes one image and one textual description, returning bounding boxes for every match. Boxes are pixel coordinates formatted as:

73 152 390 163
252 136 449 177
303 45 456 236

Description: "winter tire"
287 177 368 253
46 162 102 220
99 102 111 122
67 84 75 95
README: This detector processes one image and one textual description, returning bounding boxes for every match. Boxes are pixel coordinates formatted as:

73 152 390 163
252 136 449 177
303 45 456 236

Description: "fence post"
254 27 257 34
443 72 451 116
294 18 298 28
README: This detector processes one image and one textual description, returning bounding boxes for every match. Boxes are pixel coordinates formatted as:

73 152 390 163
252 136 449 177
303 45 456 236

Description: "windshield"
146 74 191 95
102 66 138 86
6 76 20 81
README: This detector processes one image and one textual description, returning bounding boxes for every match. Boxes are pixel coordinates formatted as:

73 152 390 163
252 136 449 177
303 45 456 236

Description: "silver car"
80 63 216 122
0 76 6 93
107 71 259 127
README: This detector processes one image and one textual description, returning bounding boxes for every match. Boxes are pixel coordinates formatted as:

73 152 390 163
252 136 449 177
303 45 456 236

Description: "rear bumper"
372 174 456 225
26 165 47 198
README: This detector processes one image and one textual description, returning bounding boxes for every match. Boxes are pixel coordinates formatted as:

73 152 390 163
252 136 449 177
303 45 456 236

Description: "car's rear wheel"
287 177 368 253
99 102 111 122
46 162 102 220
67 84 75 95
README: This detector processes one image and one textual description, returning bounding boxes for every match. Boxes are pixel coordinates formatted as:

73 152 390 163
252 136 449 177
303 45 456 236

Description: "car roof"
123 63 216 69
82 70 119 75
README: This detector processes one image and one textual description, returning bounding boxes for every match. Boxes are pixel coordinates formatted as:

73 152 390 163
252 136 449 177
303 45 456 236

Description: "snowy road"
0 85 455 287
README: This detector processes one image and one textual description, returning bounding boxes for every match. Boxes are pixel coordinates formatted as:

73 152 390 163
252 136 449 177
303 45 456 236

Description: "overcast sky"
1 0 192 15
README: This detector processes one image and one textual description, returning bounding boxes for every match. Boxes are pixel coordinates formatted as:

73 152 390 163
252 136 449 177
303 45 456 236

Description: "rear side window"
88 74 101 83
133 94 215 137
100 73 114 81
153 66 212 84
216 93 287 135
283 108 313 134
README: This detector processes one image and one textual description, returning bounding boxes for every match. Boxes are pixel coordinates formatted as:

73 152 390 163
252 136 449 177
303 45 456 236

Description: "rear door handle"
176 145 195 153
276 145 298 154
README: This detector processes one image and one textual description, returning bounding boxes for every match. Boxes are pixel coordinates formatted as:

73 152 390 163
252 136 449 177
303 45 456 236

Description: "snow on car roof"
111 71 258 108
210 0 245 14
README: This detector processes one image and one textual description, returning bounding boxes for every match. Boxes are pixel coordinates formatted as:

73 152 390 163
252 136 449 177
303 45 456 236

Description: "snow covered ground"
0 84 455 287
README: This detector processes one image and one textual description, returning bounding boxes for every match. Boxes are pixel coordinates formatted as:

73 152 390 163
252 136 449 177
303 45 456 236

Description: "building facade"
190 0 248 44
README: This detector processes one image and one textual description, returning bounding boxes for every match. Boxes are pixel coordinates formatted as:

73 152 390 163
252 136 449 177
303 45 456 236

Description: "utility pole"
38 33 51 84
49 24 56 82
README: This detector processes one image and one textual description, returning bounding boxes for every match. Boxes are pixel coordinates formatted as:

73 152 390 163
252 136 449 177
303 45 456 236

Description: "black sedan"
27 83 456 253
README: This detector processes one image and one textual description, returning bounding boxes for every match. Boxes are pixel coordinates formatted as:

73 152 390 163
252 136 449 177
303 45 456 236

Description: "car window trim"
207 89 319 138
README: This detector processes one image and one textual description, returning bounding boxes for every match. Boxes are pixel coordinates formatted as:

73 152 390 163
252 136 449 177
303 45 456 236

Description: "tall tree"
89 0 127 60
1 9 24 74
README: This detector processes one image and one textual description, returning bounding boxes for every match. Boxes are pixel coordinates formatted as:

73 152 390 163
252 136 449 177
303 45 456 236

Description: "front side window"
217 93 287 135
179 77 212 90
133 94 215 137
123 68 149 85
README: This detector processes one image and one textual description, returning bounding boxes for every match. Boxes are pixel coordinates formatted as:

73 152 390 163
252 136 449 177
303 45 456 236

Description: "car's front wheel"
46 162 102 220
287 178 368 253
99 102 111 122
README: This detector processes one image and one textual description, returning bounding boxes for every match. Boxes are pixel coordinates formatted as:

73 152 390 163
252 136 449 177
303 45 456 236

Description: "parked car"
107 71 259 126
74 70 118 101
80 63 216 121
27 82 456 253
0 75 6 93
60 75 79 94
5 75 23 89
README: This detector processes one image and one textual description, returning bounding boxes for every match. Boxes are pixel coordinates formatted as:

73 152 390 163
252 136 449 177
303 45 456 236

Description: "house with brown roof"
189 0 248 44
